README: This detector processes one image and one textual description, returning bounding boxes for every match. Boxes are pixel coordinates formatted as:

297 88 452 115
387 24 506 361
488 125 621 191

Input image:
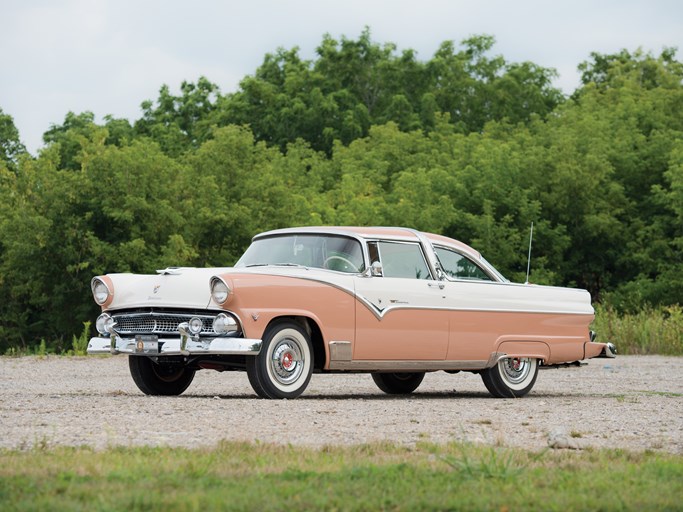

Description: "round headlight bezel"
188 316 204 335
213 313 238 335
210 277 231 304
96 313 116 336
95 313 111 335
92 278 111 305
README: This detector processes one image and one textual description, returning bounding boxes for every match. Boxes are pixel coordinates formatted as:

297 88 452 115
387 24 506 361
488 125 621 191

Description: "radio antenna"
525 222 534 284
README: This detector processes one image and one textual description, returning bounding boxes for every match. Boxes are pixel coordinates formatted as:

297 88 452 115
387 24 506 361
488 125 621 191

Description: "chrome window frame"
374 239 434 280
433 244 500 283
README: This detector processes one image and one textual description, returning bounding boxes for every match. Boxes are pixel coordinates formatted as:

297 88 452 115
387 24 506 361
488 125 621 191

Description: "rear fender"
495 340 550 364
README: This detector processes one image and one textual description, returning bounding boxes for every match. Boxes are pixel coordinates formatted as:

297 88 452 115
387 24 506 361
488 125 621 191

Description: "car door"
353 240 449 360
432 245 502 361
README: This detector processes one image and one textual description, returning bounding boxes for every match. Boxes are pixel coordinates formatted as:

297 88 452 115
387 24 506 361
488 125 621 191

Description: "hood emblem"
153 285 161 294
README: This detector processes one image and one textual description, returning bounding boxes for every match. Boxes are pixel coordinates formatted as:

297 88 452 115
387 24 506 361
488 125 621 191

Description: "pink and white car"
88 226 615 398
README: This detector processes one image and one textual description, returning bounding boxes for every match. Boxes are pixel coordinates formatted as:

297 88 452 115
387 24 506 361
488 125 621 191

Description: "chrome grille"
112 312 218 336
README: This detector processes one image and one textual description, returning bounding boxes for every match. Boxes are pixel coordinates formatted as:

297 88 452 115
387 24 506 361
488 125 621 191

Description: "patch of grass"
36 339 47 358
593 304 683 355
439 443 529 480
70 321 91 356
0 442 681 511
637 390 683 398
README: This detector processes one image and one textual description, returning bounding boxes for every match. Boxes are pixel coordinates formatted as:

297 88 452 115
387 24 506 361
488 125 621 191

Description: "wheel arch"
263 315 327 371
495 339 550 365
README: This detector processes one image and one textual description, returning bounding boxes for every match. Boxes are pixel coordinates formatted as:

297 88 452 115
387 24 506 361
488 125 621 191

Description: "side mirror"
371 261 383 277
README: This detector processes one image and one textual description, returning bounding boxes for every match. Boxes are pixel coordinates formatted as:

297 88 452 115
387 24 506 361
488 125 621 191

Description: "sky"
1 0 682 154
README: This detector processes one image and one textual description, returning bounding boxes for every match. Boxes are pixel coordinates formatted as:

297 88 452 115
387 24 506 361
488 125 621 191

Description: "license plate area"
135 335 159 354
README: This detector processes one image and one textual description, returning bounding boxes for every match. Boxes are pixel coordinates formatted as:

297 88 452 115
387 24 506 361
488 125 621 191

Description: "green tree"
215 31 562 154
136 77 221 157
0 126 196 350
0 107 26 170
185 126 329 265
517 48 683 302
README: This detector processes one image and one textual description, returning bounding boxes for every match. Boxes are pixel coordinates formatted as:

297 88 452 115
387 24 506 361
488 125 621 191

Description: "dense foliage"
1 33 681 350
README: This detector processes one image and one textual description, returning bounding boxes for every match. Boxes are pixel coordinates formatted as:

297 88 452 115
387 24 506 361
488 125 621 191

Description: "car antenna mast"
525 222 534 284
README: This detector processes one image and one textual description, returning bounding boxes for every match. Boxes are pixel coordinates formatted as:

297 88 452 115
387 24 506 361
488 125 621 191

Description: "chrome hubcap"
270 338 304 385
500 357 531 385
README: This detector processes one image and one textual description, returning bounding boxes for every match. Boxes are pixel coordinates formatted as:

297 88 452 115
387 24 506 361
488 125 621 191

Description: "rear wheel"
371 372 425 394
481 357 538 398
246 322 313 399
128 356 195 396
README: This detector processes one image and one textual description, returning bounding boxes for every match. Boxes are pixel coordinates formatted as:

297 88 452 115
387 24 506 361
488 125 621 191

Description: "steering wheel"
323 255 358 273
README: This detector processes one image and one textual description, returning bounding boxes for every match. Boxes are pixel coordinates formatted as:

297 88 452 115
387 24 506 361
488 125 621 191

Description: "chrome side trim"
87 336 262 356
486 351 507 368
327 348 506 371
243 271 593 321
327 359 491 371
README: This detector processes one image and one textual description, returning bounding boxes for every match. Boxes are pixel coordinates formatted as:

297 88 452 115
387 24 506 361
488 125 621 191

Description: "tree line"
0 31 681 350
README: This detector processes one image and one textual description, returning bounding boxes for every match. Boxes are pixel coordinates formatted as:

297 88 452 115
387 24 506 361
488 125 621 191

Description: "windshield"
236 234 366 274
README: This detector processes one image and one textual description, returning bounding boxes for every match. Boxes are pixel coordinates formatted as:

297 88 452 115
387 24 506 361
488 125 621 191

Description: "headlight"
96 313 116 335
91 278 111 305
96 313 111 335
210 277 231 304
213 313 238 334
188 317 204 335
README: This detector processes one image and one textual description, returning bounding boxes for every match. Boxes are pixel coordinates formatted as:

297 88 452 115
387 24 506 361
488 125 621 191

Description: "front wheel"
481 357 538 398
128 356 195 396
371 372 425 394
246 322 313 399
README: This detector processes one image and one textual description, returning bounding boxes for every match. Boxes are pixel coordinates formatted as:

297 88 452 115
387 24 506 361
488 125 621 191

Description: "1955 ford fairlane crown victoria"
88 226 616 398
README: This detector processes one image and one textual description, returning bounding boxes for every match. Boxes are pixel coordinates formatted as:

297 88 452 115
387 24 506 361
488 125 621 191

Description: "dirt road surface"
1 355 681 453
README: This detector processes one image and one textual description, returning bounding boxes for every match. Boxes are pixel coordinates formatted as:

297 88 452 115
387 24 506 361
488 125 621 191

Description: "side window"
378 241 432 280
435 247 492 281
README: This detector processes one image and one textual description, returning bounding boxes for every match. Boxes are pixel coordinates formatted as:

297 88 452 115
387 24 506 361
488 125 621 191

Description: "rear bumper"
87 336 262 356
598 342 617 358
584 340 617 359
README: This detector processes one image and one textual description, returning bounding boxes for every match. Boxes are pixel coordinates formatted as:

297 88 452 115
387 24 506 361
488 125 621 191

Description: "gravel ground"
1 355 681 453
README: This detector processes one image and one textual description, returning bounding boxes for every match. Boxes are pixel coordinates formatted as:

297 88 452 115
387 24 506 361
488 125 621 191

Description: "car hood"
104 267 233 311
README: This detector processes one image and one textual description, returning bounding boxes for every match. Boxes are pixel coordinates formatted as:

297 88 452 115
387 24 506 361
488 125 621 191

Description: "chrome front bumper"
87 336 262 356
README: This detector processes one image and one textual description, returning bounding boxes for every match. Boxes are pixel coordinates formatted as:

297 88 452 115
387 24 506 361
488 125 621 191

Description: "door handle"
428 282 445 290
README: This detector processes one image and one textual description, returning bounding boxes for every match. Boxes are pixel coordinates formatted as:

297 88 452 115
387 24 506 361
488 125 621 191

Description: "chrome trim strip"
408 228 441 281
486 351 507 367
327 348 506 371
358 304 593 318
327 359 491 371
432 243 500 283
87 336 262 356
238 271 593 320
